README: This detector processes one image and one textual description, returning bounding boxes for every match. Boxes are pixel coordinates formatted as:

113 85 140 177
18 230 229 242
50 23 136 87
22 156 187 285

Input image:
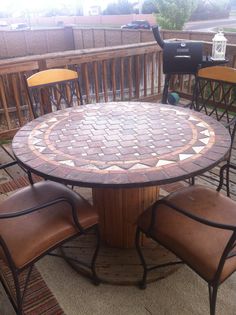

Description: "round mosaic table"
13 102 231 249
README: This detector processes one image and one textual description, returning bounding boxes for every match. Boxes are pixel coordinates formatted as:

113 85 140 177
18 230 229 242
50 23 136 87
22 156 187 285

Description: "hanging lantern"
211 31 227 60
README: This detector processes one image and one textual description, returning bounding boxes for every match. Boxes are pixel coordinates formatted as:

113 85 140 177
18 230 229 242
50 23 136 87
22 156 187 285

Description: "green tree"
191 0 230 20
156 0 198 30
142 0 159 13
103 0 134 15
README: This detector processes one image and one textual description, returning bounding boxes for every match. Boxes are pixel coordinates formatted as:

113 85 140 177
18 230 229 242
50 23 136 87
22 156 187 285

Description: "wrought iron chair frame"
191 66 236 195
25 68 83 119
0 159 34 186
136 163 236 315
0 183 100 315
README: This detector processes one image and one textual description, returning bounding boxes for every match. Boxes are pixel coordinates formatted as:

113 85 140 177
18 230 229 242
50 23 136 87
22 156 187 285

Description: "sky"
0 0 228 14
0 0 117 12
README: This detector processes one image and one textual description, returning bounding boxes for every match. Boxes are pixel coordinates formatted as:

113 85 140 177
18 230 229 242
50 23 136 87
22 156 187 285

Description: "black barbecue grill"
152 25 228 103
163 41 203 74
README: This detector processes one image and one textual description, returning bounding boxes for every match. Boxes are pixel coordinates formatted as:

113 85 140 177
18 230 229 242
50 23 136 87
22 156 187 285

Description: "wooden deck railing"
0 39 236 139
0 42 162 139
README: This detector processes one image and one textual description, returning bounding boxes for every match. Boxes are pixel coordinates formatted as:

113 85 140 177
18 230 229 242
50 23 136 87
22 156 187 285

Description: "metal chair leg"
12 270 23 315
27 170 34 185
135 228 148 289
226 165 230 197
91 225 101 285
190 177 195 185
208 284 218 315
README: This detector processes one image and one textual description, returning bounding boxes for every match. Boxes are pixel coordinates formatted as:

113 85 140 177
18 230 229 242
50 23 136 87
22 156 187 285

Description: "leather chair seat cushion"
0 181 98 269
138 185 236 283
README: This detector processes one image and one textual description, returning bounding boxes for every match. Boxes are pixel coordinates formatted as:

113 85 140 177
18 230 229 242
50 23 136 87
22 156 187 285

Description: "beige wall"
0 26 235 59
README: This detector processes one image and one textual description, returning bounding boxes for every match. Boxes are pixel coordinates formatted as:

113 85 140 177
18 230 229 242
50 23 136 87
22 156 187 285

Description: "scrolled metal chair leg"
217 163 230 196
27 170 34 185
12 270 23 315
208 284 218 315
90 225 101 285
226 165 230 197
190 177 195 185
135 228 148 289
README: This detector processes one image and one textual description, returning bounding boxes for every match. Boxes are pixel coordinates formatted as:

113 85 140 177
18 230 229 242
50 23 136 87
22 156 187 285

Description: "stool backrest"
25 68 83 118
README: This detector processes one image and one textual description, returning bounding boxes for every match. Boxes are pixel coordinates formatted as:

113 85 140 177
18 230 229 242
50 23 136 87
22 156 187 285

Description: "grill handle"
174 55 191 59
152 25 165 49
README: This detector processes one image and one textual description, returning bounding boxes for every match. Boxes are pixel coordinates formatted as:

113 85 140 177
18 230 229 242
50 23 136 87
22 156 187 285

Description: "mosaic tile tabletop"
12 102 231 188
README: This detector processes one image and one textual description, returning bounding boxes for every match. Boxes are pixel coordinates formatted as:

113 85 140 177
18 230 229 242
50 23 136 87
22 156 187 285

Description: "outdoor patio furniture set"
0 66 236 315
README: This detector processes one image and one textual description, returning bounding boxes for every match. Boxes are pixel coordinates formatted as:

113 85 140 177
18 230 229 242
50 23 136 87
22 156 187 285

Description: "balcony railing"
0 39 236 139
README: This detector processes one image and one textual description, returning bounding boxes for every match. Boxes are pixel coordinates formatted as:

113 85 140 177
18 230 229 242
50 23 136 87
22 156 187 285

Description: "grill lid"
152 26 203 75
163 40 203 74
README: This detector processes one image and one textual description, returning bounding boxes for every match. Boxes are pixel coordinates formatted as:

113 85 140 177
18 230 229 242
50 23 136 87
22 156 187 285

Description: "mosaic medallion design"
13 102 231 187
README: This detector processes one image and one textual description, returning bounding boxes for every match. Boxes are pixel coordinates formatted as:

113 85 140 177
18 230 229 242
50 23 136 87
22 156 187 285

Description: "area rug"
0 174 42 194
0 260 65 315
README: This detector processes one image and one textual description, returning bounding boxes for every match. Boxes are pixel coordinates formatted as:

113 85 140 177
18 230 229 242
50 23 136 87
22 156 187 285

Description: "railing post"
64 26 75 51
38 59 47 71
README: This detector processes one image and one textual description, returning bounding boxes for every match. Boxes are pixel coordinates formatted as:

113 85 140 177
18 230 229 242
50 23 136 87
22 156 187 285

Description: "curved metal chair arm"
0 161 17 170
149 198 236 234
0 159 34 185
0 197 84 232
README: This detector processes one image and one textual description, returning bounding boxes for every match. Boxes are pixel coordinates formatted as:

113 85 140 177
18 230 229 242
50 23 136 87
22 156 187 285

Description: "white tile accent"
188 116 199 121
34 146 45 153
197 122 207 128
175 109 188 116
179 154 193 161
130 163 150 170
192 146 204 153
200 130 210 137
105 165 123 171
156 160 174 166
40 123 50 129
31 138 42 145
60 160 75 167
199 138 210 145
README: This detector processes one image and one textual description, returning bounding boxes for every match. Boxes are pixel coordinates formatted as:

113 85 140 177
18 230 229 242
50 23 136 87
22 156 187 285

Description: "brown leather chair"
25 68 83 119
136 164 236 315
0 180 100 315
